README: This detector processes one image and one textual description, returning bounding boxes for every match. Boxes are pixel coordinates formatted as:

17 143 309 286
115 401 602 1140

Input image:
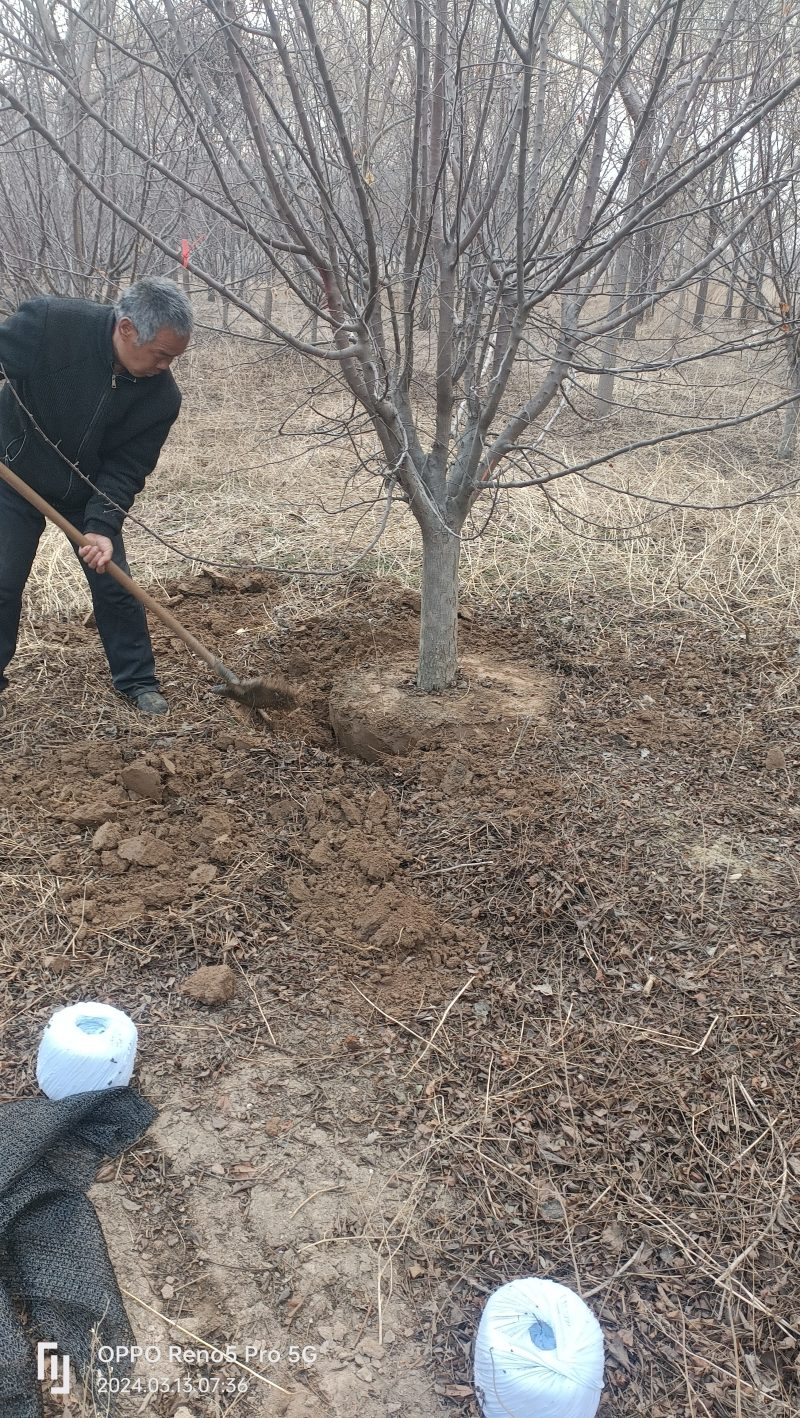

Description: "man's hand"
79 534 114 574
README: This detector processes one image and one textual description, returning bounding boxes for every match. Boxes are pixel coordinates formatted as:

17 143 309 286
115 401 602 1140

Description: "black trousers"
0 477 158 697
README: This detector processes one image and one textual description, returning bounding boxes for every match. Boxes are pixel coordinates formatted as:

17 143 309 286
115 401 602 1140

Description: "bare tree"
0 0 219 304
0 0 798 687
765 166 800 461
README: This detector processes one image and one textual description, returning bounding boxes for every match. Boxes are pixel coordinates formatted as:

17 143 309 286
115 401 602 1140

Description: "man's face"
113 317 190 377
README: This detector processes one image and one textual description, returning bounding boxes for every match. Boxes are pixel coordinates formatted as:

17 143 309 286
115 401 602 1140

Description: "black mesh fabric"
0 1087 157 1417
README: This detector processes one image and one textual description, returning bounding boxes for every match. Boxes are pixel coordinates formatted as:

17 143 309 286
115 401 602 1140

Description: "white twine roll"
36 1002 138 1100
474 1277 604 1418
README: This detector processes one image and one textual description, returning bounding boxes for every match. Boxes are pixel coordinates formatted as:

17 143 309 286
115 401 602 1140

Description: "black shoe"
126 689 169 716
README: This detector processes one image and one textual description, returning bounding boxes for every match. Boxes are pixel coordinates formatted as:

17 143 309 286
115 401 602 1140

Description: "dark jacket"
0 296 181 536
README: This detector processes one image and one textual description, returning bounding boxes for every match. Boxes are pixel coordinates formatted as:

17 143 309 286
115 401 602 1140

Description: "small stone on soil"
182 964 237 1004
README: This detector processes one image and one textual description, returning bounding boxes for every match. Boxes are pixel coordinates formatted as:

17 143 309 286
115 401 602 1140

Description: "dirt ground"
1 569 798 1418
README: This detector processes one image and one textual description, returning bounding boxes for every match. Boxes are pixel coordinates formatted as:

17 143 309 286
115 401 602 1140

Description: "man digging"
0 277 192 720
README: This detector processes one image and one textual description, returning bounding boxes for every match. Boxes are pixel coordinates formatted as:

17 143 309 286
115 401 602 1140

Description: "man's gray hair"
115 277 194 343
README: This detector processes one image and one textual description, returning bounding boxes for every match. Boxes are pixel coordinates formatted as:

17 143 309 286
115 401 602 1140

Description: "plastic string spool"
473 1277 605 1418
36 1002 139 1100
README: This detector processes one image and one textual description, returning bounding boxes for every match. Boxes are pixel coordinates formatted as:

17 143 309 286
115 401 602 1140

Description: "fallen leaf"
602 1220 627 1254
606 1336 632 1369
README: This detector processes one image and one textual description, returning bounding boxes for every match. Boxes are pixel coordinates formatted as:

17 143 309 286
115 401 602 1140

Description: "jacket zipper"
75 367 116 462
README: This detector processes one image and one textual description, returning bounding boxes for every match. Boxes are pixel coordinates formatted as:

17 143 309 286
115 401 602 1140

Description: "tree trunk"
692 273 711 330
671 291 687 358
723 254 740 319
418 523 460 690
621 227 652 339
418 266 433 331
595 238 633 411
692 165 726 329
596 121 653 410
739 253 765 327
777 339 800 461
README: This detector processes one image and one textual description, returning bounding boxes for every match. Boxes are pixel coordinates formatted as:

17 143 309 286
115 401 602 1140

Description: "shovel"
0 459 295 712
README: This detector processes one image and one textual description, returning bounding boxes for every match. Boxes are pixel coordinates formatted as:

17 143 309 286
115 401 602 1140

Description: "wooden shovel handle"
0 458 242 690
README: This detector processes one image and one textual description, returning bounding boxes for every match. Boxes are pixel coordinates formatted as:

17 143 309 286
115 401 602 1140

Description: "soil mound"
329 652 553 762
